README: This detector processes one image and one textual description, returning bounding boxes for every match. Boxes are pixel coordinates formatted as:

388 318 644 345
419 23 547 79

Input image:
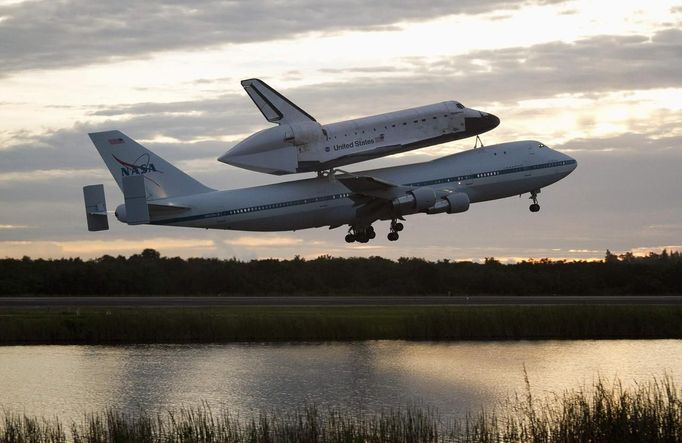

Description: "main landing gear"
387 219 403 242
345 225 376 243
345 220 405 243
529 189 541 213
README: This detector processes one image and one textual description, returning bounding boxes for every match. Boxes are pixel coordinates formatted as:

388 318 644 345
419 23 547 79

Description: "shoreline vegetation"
1 249 681 296
2 249 681 344
3 305 682 344
2 376 681 442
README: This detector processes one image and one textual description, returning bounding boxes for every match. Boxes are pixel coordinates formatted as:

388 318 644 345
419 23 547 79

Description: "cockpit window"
538 143 546 148
456 103 465 109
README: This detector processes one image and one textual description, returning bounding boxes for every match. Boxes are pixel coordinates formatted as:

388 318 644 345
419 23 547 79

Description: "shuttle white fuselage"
218 79 499 175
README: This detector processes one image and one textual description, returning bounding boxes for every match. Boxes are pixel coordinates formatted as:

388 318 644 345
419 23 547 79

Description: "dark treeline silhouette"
1 248 681 296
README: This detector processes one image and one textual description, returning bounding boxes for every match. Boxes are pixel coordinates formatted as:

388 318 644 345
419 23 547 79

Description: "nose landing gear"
529 189 541 212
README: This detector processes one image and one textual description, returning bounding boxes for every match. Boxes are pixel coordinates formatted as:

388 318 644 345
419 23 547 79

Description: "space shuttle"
218 79 500 175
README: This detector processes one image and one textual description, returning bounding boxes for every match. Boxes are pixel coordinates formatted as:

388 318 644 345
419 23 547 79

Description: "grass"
2 376 682 442
2 305 682 344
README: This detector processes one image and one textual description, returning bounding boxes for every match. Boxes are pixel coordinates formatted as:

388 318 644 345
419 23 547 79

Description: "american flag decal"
108 138 124 145
375 134 385 142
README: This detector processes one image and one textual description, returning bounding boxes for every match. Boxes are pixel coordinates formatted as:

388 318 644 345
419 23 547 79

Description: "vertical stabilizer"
89 130 213 200
241 78 316 125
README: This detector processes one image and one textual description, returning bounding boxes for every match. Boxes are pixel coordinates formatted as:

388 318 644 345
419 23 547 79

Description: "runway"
1 295 682 308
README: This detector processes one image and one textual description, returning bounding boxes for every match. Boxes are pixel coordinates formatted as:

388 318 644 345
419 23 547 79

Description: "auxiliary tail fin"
89 130 213 200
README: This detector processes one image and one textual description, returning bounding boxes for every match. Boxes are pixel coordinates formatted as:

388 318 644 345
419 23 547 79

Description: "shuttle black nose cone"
488 113 500 129
465 112 500 136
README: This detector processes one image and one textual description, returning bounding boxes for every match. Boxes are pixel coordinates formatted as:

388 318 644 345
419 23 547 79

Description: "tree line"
1 249 681 296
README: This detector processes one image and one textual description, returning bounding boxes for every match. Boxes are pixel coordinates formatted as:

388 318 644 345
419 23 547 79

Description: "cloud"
629 245 682 256
0 168 107 183
0 124 230 177
89 94 243 117
554 132 682 153
86 93 263 141
40 28 682 140
319 66 403 74
0 224 28 229
399 29 682 103
0 0 565 75
301 29 682 108
5 27 676 164
646 224 682 231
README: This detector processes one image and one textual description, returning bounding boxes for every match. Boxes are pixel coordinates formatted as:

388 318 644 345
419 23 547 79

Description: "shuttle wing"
241 78 316 125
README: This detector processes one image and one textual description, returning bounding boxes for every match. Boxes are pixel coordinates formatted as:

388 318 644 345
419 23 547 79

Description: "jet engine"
392 187 437 215
445 193 470 213
426 192 470 214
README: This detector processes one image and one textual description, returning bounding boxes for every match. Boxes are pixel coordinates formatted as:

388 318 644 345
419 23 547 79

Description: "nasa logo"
325 146 330 152
112 154 162 186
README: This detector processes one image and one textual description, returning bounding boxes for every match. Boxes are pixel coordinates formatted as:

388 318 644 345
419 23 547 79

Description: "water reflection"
0 340 680 424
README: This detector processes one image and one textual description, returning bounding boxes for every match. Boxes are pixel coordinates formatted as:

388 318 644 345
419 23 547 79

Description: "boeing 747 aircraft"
84 131 576 243
217 79 500 174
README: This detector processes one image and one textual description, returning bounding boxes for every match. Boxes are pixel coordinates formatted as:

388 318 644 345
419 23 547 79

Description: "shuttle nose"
464 111 500 136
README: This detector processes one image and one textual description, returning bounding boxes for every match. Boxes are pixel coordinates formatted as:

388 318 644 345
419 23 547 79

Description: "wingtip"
88 130 121 136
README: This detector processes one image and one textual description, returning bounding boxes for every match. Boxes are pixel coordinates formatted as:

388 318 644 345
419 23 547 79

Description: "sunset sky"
1 0 681 262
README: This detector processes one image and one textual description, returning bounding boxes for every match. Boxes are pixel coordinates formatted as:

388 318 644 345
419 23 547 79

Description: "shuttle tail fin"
241 78 316 125
88 130 214 200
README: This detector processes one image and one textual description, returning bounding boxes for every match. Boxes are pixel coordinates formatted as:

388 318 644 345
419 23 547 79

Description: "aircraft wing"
336 175 410 200
241 78 316 125
148 203 191 216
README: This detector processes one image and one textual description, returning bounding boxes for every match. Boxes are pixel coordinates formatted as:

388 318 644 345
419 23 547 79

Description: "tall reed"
2 376 682 442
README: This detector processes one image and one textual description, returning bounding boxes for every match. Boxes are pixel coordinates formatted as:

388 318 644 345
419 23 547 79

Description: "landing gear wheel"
388 219 403 241
346 225 375 244
528 189 541 213
367 226 376 239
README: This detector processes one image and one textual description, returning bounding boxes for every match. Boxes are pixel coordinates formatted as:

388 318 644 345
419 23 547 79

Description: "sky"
1 0 681 262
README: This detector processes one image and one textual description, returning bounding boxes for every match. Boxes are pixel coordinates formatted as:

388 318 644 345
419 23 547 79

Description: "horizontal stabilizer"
83 184 109 231
241 78 316 125
122 175 150 225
